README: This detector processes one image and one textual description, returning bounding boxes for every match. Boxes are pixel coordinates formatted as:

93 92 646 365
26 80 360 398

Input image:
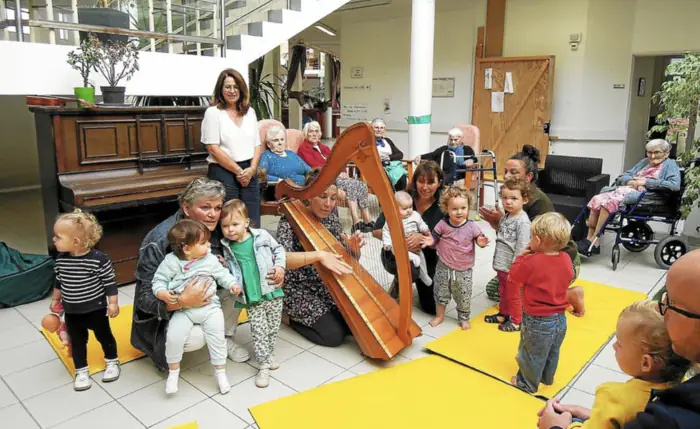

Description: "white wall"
623 56 656 171
338 0 485 157
0 41 248 96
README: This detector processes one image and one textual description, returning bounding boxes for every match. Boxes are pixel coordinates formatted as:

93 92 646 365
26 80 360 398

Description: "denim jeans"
208 161 260 227
515 313 567 393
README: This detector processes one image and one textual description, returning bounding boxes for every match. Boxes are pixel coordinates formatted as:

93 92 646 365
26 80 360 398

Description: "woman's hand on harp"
342 231 366 257
317 252 353 275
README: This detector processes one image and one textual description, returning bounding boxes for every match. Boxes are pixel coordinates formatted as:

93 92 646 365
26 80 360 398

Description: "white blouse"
376 138 393 158
201 105 261 163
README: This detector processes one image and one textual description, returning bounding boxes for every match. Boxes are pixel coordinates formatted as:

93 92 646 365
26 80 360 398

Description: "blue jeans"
515 313 567 393
208 161 260 227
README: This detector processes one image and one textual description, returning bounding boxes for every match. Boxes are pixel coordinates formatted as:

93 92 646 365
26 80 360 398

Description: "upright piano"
31 106 210 284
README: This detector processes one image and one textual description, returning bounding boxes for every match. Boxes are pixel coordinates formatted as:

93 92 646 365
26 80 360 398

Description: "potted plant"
93 39 139 104
651 52 700 219
78 0 130 45
66 33 100 106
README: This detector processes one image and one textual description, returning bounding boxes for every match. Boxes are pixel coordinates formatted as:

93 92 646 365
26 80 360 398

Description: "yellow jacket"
568 378 673 429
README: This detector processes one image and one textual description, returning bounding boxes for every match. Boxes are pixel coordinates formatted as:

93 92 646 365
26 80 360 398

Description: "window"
6 8 31 35
57 12 68 40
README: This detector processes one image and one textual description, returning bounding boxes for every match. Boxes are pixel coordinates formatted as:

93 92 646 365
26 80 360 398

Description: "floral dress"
276 211 344 327
588 163 662 213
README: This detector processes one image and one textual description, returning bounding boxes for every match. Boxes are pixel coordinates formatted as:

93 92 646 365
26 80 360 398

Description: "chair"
537 155 610 241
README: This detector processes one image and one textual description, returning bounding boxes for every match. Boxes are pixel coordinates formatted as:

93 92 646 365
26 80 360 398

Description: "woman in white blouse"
202 68 263 225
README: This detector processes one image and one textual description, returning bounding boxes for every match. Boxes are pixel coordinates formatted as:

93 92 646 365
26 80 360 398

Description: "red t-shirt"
508 252 573 317
297 139 331 168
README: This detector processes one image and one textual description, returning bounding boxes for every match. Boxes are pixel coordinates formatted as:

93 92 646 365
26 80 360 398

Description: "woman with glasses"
372 118 409 191
578 139 680 255
259 125 311 186
202 68 263 226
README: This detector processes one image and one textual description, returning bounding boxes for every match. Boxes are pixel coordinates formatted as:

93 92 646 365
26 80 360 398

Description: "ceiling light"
314 23 336 37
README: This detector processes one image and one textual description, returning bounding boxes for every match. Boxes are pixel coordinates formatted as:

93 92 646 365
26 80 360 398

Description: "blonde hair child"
220 199 286 388
551 300 690 427
50 209 120 391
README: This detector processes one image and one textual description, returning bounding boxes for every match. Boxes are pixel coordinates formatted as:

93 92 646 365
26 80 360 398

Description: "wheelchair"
573 169 686 271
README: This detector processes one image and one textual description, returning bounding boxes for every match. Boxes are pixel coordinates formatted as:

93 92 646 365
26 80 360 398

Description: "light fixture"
314 23 336 37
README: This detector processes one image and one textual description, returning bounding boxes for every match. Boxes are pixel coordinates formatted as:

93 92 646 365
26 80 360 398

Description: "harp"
275 123 421 360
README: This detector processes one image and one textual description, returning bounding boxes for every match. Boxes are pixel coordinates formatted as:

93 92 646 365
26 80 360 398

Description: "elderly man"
538 249 700 429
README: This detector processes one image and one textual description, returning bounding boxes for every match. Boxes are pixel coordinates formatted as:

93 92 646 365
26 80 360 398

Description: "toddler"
50 209 120 391
152 219 243 395
549 300 690 426
430 187 488 329
485 178 532 332
382 191 433 286
508 212 574 393
220 200 286 388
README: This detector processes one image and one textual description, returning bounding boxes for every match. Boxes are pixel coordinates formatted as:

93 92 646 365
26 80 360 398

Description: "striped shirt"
54 249 118 314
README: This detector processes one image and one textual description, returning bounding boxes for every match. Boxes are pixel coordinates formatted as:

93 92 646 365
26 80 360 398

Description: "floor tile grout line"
0 377 21 412
41 382 113 429
0 354 61 379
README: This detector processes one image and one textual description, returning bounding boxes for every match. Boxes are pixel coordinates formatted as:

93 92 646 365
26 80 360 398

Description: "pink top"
433 219 483 271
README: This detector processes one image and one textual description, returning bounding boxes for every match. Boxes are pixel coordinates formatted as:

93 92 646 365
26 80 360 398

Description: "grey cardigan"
221 228 286 296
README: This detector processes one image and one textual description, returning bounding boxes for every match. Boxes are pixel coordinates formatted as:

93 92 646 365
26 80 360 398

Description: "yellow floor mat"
251 355 544 429
42 306 249 376
168 423 198 429
425 280 645 397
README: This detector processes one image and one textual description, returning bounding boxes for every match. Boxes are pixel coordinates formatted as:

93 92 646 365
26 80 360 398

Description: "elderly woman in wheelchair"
577 139 681 256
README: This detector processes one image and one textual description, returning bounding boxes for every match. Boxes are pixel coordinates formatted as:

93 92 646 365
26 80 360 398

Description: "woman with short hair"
202 68 262 226
372 118 409 190
259 125 311 186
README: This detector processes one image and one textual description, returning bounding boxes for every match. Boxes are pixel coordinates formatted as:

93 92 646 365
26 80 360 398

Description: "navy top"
259 150 312 185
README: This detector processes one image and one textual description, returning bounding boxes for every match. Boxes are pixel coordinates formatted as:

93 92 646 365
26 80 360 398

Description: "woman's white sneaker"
103 358 121 382
255 365 271 388
74 367 91 391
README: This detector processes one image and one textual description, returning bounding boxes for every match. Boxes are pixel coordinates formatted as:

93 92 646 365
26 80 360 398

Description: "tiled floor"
0 191 670 428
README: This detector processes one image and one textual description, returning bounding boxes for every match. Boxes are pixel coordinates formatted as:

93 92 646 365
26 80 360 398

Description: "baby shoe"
74 367 91 391
103 358 121 382
268 355 280 371
215 368 231 394
166 369 180 394
255 364 271 388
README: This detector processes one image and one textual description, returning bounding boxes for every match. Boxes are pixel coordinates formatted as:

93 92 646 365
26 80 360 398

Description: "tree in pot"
93 39 139 104
651 52 700 219
66 33 100 106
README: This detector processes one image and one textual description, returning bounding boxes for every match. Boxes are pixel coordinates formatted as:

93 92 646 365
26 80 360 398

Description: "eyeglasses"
646 150 664 156
658 291 700 319
269 138 284 143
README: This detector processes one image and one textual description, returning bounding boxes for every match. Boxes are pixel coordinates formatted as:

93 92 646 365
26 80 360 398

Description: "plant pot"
77 8 129 45
73 87 95 107
101 86 126 104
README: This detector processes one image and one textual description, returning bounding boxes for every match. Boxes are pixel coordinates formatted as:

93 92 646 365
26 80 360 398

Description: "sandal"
351 222 364 234
498 320 521 332
484 313 506 324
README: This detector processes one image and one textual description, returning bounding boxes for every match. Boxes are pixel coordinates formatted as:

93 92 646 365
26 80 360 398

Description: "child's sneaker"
215 368 231 394
255 364 271 388
268 355 280 370
103 358 120 382
166 369 180 394
74 367 91 391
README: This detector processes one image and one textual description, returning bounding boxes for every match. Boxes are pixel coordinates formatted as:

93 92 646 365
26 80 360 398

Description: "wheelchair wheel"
654 236 688 270
620 221 653 252
611 244 621 271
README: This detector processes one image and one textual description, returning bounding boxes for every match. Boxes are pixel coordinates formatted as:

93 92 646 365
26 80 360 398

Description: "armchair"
537 155 610 241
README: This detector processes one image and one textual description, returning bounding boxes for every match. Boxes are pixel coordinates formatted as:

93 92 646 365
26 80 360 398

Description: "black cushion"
539 155 604 198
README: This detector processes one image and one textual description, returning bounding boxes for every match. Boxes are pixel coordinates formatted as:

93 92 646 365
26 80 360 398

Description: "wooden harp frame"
275 122 419 359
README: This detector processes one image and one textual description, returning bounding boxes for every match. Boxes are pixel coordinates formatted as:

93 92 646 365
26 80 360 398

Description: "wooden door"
471 56 555 178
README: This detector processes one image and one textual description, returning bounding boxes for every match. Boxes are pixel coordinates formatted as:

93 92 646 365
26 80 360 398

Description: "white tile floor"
0 192 670 428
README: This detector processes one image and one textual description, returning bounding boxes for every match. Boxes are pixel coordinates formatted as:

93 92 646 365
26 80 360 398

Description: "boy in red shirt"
509 212 574 394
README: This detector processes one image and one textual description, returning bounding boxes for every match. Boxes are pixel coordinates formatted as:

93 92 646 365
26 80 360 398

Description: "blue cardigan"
259 150 311 185
617 158 681 191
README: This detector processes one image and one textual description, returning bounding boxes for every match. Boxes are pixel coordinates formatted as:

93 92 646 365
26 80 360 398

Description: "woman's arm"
206 145 243 174
250 144 263 172
385 138 404 161
618 159 647 185
286 250 352 275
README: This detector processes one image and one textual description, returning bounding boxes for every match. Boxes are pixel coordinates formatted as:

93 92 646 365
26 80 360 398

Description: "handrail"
27 19 225 45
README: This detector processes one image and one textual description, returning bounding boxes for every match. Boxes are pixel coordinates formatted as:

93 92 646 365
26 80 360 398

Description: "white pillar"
407 0 435 158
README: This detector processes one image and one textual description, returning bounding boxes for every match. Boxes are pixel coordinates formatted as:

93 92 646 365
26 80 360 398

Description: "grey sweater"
493 211 531 272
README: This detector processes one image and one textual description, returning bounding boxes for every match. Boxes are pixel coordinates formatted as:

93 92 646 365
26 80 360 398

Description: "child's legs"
64 312 90 369
264 298 284 357
85 309 118 360
541 314 567 385
221 291 242 339
248 302 274 365
432 262 452 309
199 307 227 367
451 269 473 322
165 311 195 366
515 315 559 393
496 271 509 316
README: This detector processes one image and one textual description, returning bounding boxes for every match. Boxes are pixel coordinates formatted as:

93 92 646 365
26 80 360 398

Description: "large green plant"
66 34 101 87
249 57 283 120
651 53 700 219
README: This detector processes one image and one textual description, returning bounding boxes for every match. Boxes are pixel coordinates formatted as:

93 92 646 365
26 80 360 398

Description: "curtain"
331 58 341 110
286 44 307 91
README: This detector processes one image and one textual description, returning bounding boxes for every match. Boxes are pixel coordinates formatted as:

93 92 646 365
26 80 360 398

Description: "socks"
166 369 180 394
215 368 231 394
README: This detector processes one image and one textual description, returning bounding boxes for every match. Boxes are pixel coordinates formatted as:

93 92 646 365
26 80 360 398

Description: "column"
407 0 435 158
288 59 303 130
322 52 333 138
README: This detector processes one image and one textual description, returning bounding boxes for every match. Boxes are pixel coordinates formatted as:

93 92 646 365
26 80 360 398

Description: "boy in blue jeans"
508 213 574 393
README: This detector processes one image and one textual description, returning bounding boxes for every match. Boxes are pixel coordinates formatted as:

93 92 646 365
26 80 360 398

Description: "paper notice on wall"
504 72 514 94
491 92 504 113
485 68 493 89
342 104 369 122
342 84 372 92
